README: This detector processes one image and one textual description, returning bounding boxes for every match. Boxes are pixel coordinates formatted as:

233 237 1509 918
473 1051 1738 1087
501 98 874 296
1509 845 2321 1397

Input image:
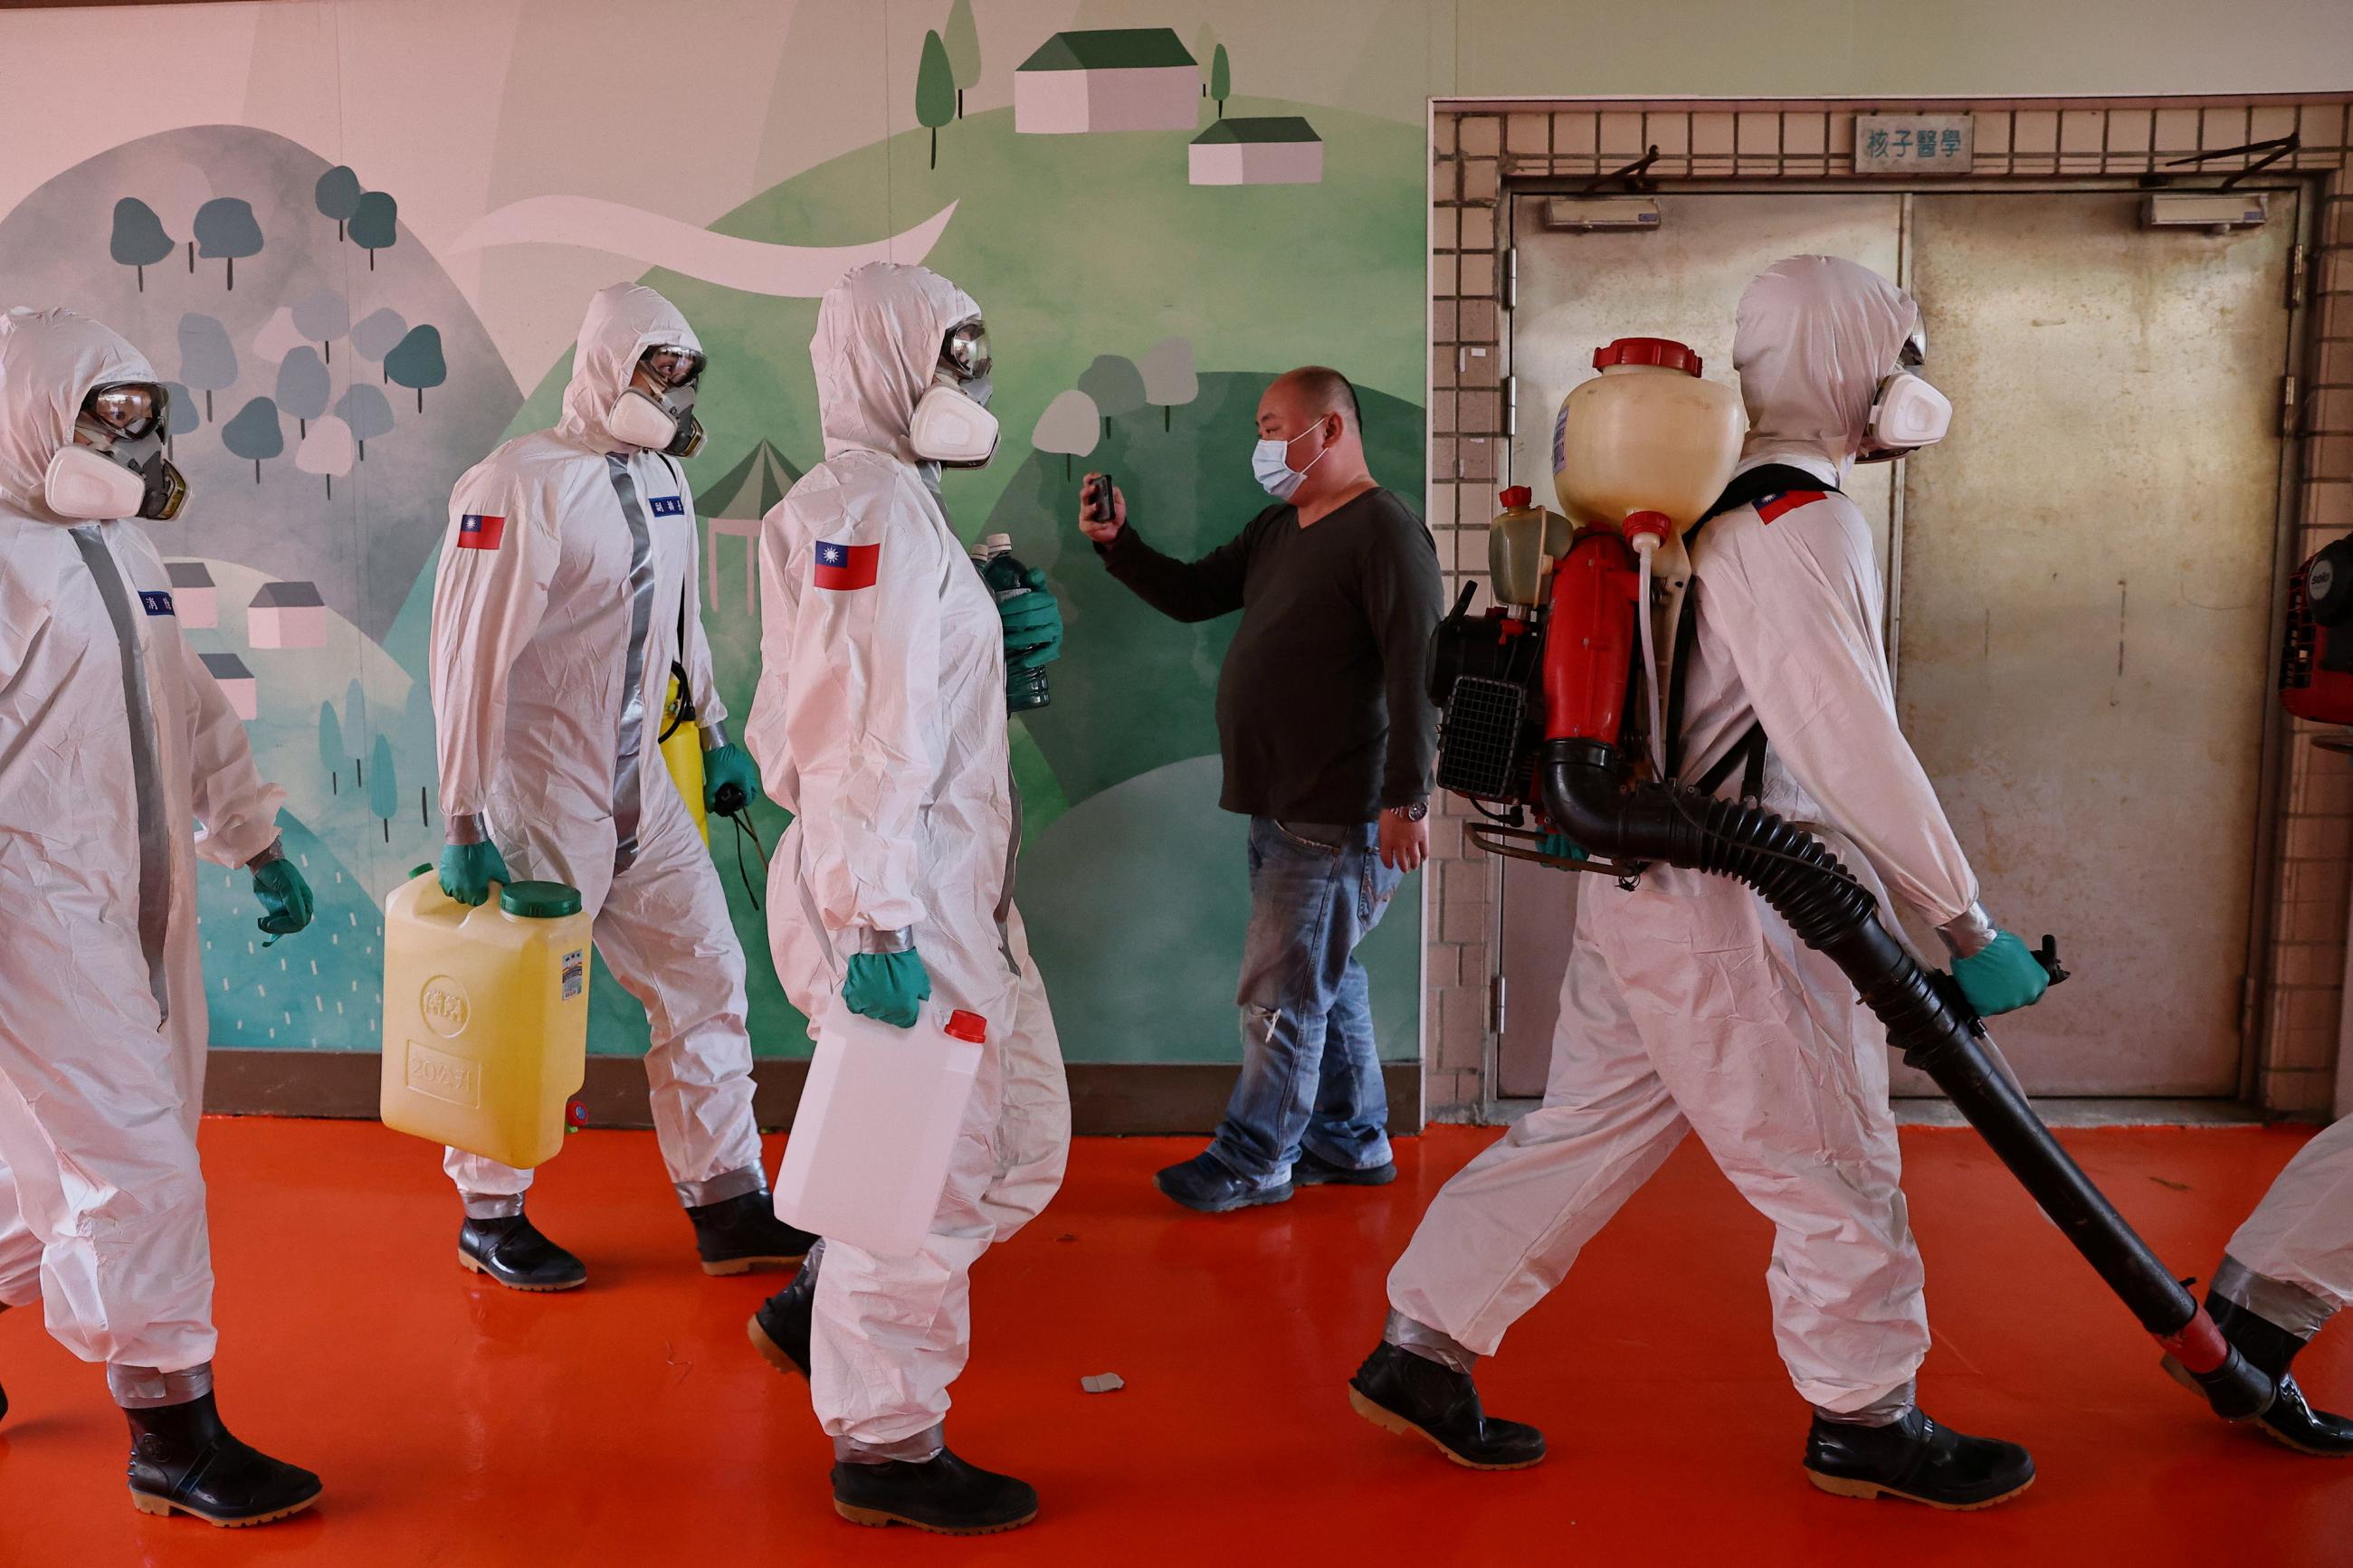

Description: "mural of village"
1 9 1422 1065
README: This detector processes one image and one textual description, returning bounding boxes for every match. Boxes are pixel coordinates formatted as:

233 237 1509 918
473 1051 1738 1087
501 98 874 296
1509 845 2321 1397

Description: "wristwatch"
1386 801 1428 823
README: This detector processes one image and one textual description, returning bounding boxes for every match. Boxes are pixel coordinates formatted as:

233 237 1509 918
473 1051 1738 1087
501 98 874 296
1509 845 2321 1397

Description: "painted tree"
192 197 262 290
351 307 407 385
1194 24 1218 99
1140 337 1200 432
293 290 349 365
385 325 446 413
944 0 980 118
221 397 284 483
1211 44 1231 119
110 198 173 291
336 384 395 461
344 679 370 784
297 415 355 499
176 313 236 421
275 347 329 438
314 166 362 240
1033 390 1100 480
1077 354 1147 440
395 686 440 809
367 735 398 843
349 190 397 271
152 162 214 276
160 380 198 455
916 30 954 171
318 700 343 794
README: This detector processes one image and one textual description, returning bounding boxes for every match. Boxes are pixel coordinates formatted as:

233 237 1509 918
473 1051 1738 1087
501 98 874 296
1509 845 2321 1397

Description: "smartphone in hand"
1085 472 1115 525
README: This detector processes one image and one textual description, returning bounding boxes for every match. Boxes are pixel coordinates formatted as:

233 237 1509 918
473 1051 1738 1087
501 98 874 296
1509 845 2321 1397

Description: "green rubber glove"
843 949 931 1030
1539 832 1588 862
438 841 511 908
1951 930 2050 1019
703 742 763 816
252 858 314 938
998 569 1064 671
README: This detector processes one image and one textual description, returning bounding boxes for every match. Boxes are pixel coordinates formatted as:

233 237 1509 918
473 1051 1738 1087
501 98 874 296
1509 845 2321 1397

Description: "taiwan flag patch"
457 513 507 550
650 495 685 518
1755 490 1828 526
813 539 880 591
138 590 175 616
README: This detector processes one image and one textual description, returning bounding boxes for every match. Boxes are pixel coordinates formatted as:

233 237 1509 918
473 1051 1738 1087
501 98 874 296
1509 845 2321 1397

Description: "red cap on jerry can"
944 1010 988 1043
1593 337 1703 376
1499 485 1533 508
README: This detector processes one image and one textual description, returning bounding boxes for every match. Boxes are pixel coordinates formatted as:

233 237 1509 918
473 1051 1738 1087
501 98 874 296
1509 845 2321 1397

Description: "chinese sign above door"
1854 114 1975 174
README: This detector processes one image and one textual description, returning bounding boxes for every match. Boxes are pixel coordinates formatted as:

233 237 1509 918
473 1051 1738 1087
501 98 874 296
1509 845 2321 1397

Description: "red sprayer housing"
1542 527 1641 744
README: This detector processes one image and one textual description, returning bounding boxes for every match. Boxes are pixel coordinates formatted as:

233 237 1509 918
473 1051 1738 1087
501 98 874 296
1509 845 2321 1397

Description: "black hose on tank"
1538 737 2275 1421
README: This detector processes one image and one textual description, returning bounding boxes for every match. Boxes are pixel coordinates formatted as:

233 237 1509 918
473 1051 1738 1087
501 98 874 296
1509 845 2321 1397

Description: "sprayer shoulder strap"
1664 466 1842 794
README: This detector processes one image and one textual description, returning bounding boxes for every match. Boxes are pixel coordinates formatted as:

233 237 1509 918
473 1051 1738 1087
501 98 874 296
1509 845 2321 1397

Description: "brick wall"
1425 94 2353 1120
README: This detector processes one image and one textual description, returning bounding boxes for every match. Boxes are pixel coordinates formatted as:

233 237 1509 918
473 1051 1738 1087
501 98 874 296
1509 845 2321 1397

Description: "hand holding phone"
1078 471 1125 544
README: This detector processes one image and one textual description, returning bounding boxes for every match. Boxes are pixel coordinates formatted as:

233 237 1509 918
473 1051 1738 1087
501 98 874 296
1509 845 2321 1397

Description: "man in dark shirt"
1081 366 1443 1213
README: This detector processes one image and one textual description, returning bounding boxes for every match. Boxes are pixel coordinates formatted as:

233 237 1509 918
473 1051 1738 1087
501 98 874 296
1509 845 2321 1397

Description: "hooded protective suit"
1386 257 1991 1418
748 261 1070 1460
429 283 761 1212
2216 1117 2353 1339
0 308 288 1404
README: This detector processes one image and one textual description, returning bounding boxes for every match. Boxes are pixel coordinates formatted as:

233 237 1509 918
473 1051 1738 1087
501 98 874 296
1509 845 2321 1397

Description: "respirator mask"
908 318 999 468
606 344 707 459
1856 324 1951 463
43 382 186 522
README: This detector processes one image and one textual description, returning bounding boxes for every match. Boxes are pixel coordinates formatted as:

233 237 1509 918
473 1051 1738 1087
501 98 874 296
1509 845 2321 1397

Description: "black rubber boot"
124 1392 321 1527
688 1192 814 1277
1293 1148 1398 1187
1347 1342 1546 1470
831 1449 1038 1535
458 1212 587 1292
748 1260 815 1379
1804 1407 2034 1510
2207 1293 2353 1457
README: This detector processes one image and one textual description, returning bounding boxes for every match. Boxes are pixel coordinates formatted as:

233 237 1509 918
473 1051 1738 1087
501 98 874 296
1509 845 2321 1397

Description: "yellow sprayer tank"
1551 337 1747 537
381 871 593 1169
660 672 709 845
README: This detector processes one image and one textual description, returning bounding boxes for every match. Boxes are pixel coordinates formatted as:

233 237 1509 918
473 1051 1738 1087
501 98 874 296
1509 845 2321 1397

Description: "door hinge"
1504 374 1518 440
2289 243 2308 310
2282 374 2301 438
1488 974 1509 1036
1505 244 1519 312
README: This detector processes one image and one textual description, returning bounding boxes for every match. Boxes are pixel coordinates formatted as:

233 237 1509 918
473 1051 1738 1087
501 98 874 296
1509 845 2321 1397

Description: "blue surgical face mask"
1252 420 1331 500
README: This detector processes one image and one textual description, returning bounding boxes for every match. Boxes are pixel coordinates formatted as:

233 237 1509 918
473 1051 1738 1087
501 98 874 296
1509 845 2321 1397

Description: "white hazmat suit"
748 261 1071 1461
2217 1117 2353 1339
1388 257 1996 1418
0 308 288 1405
430 283 762 1213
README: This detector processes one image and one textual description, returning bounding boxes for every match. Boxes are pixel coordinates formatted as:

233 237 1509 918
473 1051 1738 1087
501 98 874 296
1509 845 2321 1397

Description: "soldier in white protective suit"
745 261 1071 1536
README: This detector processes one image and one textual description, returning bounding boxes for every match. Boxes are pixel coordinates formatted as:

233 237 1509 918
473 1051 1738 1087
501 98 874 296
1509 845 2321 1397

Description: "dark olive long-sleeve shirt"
1099 486 1443 823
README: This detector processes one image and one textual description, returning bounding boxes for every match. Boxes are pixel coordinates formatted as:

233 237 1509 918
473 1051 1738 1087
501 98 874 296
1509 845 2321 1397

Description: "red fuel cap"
1499 484 1533 508
1593 337 1703 376
944 1010 988 1043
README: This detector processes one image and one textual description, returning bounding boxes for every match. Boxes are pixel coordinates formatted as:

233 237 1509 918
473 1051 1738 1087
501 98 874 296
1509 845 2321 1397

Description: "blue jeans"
1206 818 1405 1186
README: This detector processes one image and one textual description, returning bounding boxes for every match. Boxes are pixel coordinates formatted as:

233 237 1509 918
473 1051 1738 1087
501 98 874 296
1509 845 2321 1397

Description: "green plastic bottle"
974 533 1050 712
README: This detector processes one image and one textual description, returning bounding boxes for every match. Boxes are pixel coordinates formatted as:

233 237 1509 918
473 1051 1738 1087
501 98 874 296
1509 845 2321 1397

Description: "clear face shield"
43 381 187 521
1856 321 1952 463
606 344 708 458
908 317 1000 469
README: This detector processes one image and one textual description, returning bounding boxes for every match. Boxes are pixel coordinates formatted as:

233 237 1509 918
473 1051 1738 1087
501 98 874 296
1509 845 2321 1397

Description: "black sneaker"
1804 1407 2034 1510
2204 1294 2353 1458
125 1392 322 1527
748 1264 815 1379
831 1449 1038 1535
687 1191 815 1277
1347 1342 1545 1470
1294 1148 1397 1187
458 1212 587 1292
1153 1153 1291 1214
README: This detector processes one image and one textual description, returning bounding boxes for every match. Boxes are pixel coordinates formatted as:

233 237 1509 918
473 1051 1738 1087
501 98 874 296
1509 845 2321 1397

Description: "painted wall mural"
0 4 1431 1069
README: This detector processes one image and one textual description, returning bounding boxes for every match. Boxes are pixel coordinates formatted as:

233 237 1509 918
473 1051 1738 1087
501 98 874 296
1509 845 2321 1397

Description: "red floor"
0 1119 2344 1566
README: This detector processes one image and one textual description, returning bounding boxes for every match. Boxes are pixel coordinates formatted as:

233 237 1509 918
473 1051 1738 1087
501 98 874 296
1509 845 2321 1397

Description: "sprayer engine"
2282 532 2353 725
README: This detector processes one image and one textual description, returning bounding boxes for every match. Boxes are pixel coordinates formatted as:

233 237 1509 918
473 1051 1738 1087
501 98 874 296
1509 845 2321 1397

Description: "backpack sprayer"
1427 336 2272 1421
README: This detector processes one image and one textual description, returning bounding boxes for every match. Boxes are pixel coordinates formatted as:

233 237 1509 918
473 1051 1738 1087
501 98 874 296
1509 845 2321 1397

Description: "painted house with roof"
167 561 218 628
1015 28 1197 135
201 652 257 720
247 579 327 649
1189 117 1325 185
696 440 805 617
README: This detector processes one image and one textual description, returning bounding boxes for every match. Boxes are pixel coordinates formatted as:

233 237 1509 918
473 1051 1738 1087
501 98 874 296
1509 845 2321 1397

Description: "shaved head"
1270 365 1362 432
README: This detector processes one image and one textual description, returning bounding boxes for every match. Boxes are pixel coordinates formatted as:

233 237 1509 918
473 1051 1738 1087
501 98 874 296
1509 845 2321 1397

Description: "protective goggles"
940 319 991 384
83 381 167 442
636 346 706 391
